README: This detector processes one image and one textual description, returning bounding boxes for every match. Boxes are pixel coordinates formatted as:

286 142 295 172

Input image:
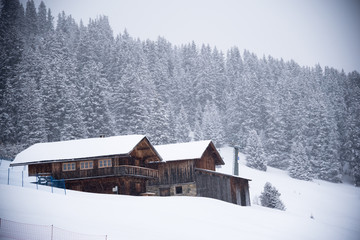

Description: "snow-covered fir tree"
173 105 191 143
147 97 171 145
288 141 312 181
201 101 224 146
260 182 286 211
245 130 267 171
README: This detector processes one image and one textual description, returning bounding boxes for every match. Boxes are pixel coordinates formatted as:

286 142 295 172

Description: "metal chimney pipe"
234 146 239 176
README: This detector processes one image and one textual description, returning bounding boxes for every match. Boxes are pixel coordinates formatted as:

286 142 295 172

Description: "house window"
99 159 112 168
175 186 183 194
80 161 93 170
62 162 76 171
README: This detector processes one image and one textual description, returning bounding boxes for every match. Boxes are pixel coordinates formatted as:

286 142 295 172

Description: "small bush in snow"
260 182 286 211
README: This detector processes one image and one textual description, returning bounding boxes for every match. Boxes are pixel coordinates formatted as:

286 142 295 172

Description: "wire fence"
0 218 107 240
0 159 66 195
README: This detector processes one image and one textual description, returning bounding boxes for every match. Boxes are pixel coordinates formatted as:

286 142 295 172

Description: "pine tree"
288 142 312 181
342 71 360 186
201 101 224 146
174 105 191 143
46 8 54 32
39 17 81 141
37 1 48 36
80 60 115 138
310 97 342 183
223 47 244 147
24 0 38 42
223 90 243 147
15 47 47 145
196 44 217 107
245 130 267 171
0 0 24 144
147 96 171 145
180 42 199 124
260 182 286 210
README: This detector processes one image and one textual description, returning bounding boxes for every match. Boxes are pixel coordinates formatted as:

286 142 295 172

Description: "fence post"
7 168 10 185
63 180 66 195
51 224 53 240
51 176 53 193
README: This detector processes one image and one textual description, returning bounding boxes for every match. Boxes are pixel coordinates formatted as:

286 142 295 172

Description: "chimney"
234 146 239 176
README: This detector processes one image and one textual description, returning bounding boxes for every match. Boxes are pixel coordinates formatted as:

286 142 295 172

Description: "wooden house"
147 141 251 206
10 135 161 195
11 135 251 206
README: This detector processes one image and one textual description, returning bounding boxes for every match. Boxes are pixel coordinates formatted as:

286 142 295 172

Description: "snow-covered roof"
154 140 224 165
11 135 146 166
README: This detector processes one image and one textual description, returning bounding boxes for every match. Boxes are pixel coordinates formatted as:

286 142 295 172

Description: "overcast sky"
26 0 360 73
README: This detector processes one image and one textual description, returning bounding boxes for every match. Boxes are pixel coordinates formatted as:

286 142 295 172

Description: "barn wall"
148 160 195 186
243 180 251 206
194 169 232 203
195 169 251 206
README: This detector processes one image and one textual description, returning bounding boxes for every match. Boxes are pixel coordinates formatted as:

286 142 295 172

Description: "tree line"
1 0 359 185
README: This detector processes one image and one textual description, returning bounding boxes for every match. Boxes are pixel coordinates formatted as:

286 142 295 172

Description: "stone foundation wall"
146 182 197 196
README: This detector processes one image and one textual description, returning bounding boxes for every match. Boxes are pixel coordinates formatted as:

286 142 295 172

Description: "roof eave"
10 153 131 167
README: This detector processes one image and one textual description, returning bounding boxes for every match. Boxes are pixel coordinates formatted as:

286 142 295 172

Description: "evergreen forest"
1 0 359 185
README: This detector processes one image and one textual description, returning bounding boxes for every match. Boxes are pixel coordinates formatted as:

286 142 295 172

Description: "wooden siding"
195 146 216 171
195 169 232 203
28 163 52 176
195 169 251 206
130 137 161 164
230 177 250 206
148 160 195 186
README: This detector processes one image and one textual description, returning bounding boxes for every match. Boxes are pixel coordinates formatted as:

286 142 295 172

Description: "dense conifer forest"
1 0 359 185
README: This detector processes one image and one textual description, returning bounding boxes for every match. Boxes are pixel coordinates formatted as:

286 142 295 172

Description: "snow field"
1 148 360 240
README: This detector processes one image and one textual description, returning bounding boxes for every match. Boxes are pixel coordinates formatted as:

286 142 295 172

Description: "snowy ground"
1 148 360 240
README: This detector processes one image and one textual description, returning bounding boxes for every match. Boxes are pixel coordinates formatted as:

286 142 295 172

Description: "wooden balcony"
114 165 158 178
59 165 158 180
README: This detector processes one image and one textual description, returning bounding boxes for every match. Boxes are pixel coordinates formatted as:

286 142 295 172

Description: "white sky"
26 0 360 73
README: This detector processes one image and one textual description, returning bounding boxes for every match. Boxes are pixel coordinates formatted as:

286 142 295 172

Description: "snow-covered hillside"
1 148 359 240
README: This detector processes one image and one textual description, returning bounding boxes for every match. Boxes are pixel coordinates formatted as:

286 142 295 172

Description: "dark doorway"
175 186 183 194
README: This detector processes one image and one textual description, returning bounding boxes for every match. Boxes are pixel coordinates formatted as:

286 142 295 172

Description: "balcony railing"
114 165 158 178
59 165 158 180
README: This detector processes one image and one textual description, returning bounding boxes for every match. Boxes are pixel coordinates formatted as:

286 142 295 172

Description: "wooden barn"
10 135 251 206
10 135 161 195
148 141 251 206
